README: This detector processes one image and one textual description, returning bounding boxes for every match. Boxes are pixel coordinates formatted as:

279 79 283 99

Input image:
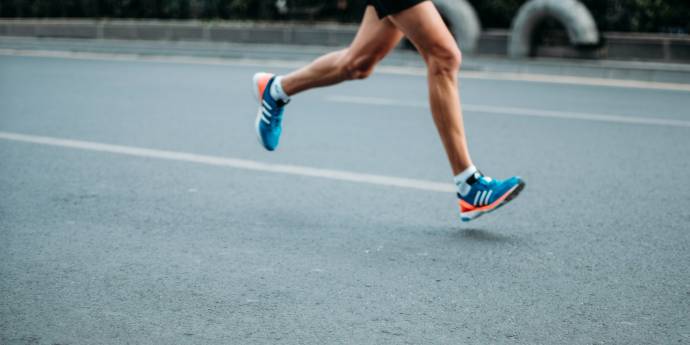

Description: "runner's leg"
280 6 404 96
388 1 473 175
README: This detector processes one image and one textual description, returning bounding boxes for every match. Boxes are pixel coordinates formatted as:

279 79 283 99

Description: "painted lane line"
1 48 690 92
464 104 690 128
459 70 690 93
0 131 456 193
0 48 306 69
376 65 690 93
326 95 690 128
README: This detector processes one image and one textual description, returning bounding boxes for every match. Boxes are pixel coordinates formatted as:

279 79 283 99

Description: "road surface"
1 49 689 344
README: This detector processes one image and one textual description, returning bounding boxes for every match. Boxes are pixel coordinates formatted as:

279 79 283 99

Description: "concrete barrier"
0 19 359 47
509 0 599 58
480 29 690 63
432 0 481 54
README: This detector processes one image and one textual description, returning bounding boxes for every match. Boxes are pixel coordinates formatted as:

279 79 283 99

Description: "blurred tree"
466 0 522 29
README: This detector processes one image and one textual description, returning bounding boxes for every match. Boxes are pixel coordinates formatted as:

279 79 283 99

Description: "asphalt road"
1 50 689 344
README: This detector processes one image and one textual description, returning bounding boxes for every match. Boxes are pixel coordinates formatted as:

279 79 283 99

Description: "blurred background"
1 0 688 33
1 0 689 63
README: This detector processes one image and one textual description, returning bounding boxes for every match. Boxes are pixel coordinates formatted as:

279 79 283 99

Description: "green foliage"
0 0 688 33
467 0 522 29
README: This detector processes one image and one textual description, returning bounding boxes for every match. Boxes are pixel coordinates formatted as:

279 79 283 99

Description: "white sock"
454 165 478 196
269 76 291 103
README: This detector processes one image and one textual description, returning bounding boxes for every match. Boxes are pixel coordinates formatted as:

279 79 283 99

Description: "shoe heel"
252 72 273 102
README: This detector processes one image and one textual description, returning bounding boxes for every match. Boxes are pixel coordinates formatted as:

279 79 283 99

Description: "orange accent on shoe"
458 185 519 213
459 199 475 211
256 73 273 101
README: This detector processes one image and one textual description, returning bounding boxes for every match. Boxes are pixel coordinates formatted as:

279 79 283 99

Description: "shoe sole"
460 180 526 222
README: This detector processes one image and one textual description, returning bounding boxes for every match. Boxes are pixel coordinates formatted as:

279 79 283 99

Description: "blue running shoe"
457 172 525 222
252 72 288 151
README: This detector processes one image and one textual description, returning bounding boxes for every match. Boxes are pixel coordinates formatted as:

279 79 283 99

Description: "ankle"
454 165 478 196
270 76 291 103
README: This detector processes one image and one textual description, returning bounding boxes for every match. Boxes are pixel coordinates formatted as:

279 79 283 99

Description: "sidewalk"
2 36 690 85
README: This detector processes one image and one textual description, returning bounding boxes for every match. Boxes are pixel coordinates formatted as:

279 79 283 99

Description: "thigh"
348 6 404 60
388 1 458 58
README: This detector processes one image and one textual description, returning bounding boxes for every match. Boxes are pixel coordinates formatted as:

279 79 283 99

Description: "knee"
339 50 378 80
425 43 462 77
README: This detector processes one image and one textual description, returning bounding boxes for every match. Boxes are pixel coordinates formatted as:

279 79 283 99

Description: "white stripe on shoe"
262 100 272 110
258 109 270 124
473 191 482 206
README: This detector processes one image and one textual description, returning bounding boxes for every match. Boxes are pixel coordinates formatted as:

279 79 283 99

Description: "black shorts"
366 0 428 19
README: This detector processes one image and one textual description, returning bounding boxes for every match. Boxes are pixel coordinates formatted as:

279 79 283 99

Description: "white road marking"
326 95 690 128
377 65 690 93
1 48 690 92
0 48 306 69
458 70 690 93
0 131 456 193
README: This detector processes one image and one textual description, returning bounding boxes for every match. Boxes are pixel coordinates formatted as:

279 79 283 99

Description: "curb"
1 19 690 64
0 19 359 46
1 36 689 85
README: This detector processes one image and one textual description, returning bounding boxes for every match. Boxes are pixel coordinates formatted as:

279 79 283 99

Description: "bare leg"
281 6 404 96
389 1 473 175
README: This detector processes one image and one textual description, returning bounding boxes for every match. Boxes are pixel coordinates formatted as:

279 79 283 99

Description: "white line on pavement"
0 131 456 193
458 70 690 93
1 48 690 92
0 48 307 68
326 95 690 128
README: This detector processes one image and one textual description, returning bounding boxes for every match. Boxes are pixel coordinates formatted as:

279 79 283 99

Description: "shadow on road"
456 228 514 243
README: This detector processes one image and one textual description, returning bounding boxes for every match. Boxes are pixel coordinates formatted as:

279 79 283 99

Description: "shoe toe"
506 176 523 186
259 126 280 151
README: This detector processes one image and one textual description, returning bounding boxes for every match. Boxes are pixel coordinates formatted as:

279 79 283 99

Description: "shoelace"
474 175 497 193
269 99 289 127
270 109 283 127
